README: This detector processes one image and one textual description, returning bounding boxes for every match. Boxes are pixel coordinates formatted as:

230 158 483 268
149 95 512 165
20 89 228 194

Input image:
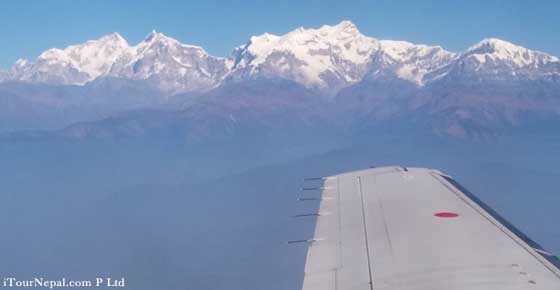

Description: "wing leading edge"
300 166 560 290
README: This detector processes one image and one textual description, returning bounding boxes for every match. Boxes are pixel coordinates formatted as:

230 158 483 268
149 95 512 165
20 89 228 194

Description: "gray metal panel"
301 167 560 290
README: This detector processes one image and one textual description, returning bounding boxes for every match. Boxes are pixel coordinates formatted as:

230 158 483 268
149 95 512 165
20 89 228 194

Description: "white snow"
377 40 456 84
234 21 460 87
8 21 560 92
466 38 559 67
237 21 379 87
35 33 132 82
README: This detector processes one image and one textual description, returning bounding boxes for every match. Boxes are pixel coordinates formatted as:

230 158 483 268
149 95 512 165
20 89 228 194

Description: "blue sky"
1 0 559 69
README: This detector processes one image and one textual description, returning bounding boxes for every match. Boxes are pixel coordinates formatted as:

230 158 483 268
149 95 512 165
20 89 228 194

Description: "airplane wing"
300 166 560 290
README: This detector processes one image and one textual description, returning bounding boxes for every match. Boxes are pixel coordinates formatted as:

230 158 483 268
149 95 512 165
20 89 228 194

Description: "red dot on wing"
434 212 459 218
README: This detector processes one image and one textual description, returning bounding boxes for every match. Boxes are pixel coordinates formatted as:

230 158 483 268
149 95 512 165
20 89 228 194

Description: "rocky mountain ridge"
5 21 558 95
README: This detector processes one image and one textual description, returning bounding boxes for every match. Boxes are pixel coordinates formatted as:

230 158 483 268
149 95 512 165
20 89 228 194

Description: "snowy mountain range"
5 21 559 95
9 31 230 93
1 21 560 138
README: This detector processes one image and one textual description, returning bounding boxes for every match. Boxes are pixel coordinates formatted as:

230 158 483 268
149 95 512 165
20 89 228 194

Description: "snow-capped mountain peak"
468 38 529 56
9 31 228 92
142 30 180 46
11 32 132 84
145 30 161 41
368 40 456 84
100 32 127 43
242 20 376 65
465 38 558 67
313 20 363 40
137 30 208 56
330 20 359 31
423 37 560 83
228 20 379 90
228 20 461 88
61 32 131 78
105 30 230 93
